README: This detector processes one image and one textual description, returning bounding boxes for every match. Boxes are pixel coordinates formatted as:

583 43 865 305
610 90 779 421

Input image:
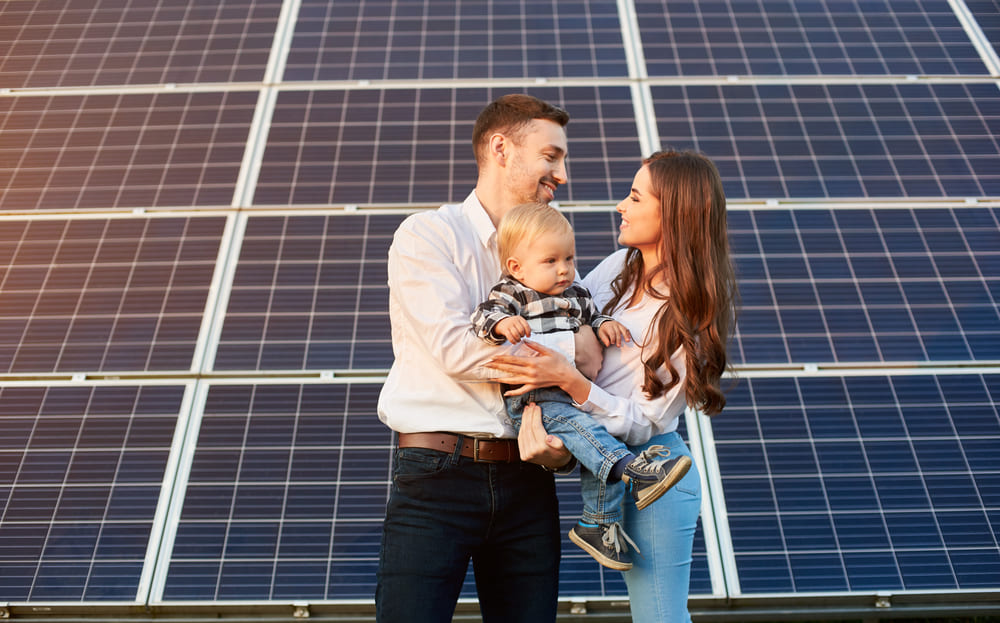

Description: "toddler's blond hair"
497 202 574 276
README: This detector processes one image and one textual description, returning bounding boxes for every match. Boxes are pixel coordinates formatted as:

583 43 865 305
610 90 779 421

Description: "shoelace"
641 444 670 461
603 521 641 555
631 444 671 474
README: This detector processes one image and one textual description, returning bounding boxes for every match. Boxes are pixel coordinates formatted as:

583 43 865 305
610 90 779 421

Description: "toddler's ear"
505 256 523 280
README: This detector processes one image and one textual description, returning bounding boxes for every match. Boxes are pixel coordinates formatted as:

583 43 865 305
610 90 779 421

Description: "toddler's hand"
598 320 632 348
496 316 532 343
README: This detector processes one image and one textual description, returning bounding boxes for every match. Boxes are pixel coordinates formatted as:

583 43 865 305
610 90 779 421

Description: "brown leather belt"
397 432 520 463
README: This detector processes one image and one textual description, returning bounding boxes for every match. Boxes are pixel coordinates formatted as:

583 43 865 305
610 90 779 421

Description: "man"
376 94 595 622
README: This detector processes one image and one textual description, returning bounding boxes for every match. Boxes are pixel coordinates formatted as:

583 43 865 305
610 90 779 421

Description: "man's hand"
495 316 532 343
518 402 573 470
574 325 602 380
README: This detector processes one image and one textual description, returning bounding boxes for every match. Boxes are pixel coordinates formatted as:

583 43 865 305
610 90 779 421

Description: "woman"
487 150 737 622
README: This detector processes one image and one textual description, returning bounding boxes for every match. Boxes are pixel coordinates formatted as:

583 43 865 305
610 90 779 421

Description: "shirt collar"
464 190 497 249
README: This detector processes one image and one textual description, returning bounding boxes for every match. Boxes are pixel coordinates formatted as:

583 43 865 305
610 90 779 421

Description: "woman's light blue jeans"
506 388 633 524
622 431 701 623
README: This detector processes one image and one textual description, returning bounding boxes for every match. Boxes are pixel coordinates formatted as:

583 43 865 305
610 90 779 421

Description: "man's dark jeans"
376 444 561 622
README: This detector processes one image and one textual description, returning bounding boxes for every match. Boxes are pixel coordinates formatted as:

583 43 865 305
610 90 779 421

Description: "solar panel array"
1 0 998 615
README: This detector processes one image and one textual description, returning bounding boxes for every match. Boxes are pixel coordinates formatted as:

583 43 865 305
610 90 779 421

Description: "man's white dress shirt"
378 191 573 438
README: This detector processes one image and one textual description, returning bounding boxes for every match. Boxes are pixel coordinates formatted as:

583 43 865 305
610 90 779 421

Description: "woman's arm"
485 340 593 404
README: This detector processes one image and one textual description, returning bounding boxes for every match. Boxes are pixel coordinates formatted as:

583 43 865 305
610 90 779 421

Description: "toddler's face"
507 229 576 296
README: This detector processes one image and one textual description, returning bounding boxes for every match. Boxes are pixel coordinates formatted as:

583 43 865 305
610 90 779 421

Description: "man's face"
503 119 568 205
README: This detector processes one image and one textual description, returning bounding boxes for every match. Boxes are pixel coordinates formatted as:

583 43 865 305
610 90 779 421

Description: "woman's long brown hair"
603 150 737 415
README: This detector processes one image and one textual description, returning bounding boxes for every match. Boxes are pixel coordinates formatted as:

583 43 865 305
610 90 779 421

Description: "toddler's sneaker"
621 445 692 510
568 521 638 570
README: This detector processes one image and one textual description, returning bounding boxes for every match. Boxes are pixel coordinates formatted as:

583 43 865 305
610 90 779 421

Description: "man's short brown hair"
472 94 570 166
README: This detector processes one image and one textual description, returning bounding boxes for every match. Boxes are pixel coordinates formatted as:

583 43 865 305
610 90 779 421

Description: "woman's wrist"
562 370 594 405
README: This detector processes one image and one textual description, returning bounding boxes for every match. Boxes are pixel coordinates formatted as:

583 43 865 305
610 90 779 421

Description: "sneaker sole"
631 454 693 511
568 528 633 571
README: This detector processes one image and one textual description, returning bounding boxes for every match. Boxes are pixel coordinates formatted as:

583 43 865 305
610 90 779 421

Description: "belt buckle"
473 438 483 462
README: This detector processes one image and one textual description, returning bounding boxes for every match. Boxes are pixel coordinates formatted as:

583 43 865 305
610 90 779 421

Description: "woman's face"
616 164 661 256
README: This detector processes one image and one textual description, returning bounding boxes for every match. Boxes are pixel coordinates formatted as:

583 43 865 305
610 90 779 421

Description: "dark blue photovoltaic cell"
636 0 989 77
714 374 1000 594
0 384 185 602
0 217 226 373
160 383 709 601
653 83 1000 199
284 0 627 81
0 0 282 88
253 86 642 206
0 92 258 211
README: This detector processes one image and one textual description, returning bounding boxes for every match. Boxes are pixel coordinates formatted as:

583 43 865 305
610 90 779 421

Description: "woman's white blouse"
579 249 687 446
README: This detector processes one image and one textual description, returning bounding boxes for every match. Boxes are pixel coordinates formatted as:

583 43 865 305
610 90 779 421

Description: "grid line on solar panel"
284 0 627 81
710 373 1000 594
253 86 642 207
0 0 283 89
0 216 226 374
0 384 187 602
634 0 991 77
0 91 258 212
652 82 1000 199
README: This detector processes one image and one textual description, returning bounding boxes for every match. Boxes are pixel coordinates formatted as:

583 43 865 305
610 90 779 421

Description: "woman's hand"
485 340 593 404
485 340 576 393
518 402 573 469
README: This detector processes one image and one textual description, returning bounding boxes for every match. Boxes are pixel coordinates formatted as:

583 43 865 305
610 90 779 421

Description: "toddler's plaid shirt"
471 276 613 345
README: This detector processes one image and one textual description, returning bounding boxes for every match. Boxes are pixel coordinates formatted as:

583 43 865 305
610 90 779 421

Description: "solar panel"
214 213 399 372
154 382 712 602
635 0 991 77
211 209 639 373
0 92 258 211
156 383 392 600
253 85 642 206
712 373 1000 594
0 217 226 373
210 205 1000 373
729 206 1000 365
284 0 628 81
652 82 1000 199
0 0 283 89
0 383 188 602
